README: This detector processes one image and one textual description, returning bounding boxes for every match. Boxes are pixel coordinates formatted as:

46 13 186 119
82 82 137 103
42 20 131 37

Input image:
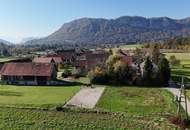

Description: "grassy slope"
0 85 80 109
96 87 177 116
0 107 178 130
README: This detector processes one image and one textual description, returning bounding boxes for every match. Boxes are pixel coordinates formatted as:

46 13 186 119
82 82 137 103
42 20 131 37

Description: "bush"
88 67 109 84
169 115 188 130
111 60 134 85
169 55 180 66
56 106 63 111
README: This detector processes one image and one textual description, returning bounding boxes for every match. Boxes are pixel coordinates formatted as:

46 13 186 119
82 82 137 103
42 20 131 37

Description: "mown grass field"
0 85 80 109
0 57 16 62
164 52 190 80
164 53 190 63
96 87 178 116
0 107 178 129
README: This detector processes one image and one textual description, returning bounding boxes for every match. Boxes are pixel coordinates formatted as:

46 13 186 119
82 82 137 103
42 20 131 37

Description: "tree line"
144 37 190 50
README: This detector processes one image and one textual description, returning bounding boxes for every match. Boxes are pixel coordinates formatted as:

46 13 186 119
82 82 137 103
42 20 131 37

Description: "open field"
0 107 178 129
0 85 80 109
164 52 190 65
0 57 16 62
164 53 190 81
164 53 190 60
96 87 178 116
171 67 190 79
120 44 143 50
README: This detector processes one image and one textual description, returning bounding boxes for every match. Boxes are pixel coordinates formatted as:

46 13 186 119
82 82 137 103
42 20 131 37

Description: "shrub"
88 66 108 84
111 60 133 85
169 55 180 66
56 106 63 111
169 115 187 130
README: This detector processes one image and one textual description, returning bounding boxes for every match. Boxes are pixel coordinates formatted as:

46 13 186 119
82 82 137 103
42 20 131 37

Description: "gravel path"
166 88 190 116
64 87 105 109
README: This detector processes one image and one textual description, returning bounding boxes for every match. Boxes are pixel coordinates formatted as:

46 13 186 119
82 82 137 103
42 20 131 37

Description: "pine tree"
143 56 154 85
158 57 171 86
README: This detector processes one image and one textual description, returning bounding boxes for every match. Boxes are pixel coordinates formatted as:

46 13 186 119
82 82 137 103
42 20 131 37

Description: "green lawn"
96 87 178 116
75 77 90 84
164 53 190 61
0 107 178 129
0 57 16 62
171 67 190 78
0 85 80 109
164 53 190 82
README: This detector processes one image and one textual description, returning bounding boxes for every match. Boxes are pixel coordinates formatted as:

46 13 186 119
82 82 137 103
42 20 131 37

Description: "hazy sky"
0 0 189 43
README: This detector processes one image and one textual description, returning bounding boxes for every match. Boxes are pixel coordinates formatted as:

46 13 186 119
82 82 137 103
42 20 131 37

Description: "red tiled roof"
33 57 63 64
0 63 55 77
46 57 63 63
86 52 109 60
121 56 133 66
75 60 87 67
52 57 63 63
33 57 54 63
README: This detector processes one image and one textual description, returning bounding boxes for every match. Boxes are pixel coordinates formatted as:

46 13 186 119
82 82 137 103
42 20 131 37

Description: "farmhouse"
0 63 57 85
75 50 109 74
117 50 133 66
56 49 76 64
33 57 63 64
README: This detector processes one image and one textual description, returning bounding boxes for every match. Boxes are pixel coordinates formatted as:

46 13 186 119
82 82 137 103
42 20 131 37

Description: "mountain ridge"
0 39 12 45
25 16 190 46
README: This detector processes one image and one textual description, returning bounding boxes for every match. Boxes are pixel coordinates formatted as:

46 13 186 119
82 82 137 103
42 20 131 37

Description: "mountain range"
0 39 12 45
22 16 190 45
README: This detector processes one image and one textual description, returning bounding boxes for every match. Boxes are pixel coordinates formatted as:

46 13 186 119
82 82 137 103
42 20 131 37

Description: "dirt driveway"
64 87 105 109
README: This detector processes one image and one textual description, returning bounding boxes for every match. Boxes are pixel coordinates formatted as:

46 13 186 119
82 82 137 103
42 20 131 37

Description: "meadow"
96 87 178 116
119 44 143 49
164 52 190 80
164 52 190 106
0 85 80 109
0 57 16 62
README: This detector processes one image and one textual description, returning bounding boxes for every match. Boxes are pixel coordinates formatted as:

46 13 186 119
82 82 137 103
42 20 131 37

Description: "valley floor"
0 85 184 129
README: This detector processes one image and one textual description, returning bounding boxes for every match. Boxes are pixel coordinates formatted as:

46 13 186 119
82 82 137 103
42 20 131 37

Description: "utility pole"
176 76 188 120
182 77 189 120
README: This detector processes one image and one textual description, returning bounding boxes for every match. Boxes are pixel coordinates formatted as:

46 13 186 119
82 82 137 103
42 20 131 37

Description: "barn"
0 63 57 85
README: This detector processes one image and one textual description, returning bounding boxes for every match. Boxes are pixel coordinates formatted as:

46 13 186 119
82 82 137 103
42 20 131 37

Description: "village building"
33 57 63 70
0 63 57 85
33 57 63 64
117 49 133 66
75 50 109 74
33 57 55 63
56 49 76 64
